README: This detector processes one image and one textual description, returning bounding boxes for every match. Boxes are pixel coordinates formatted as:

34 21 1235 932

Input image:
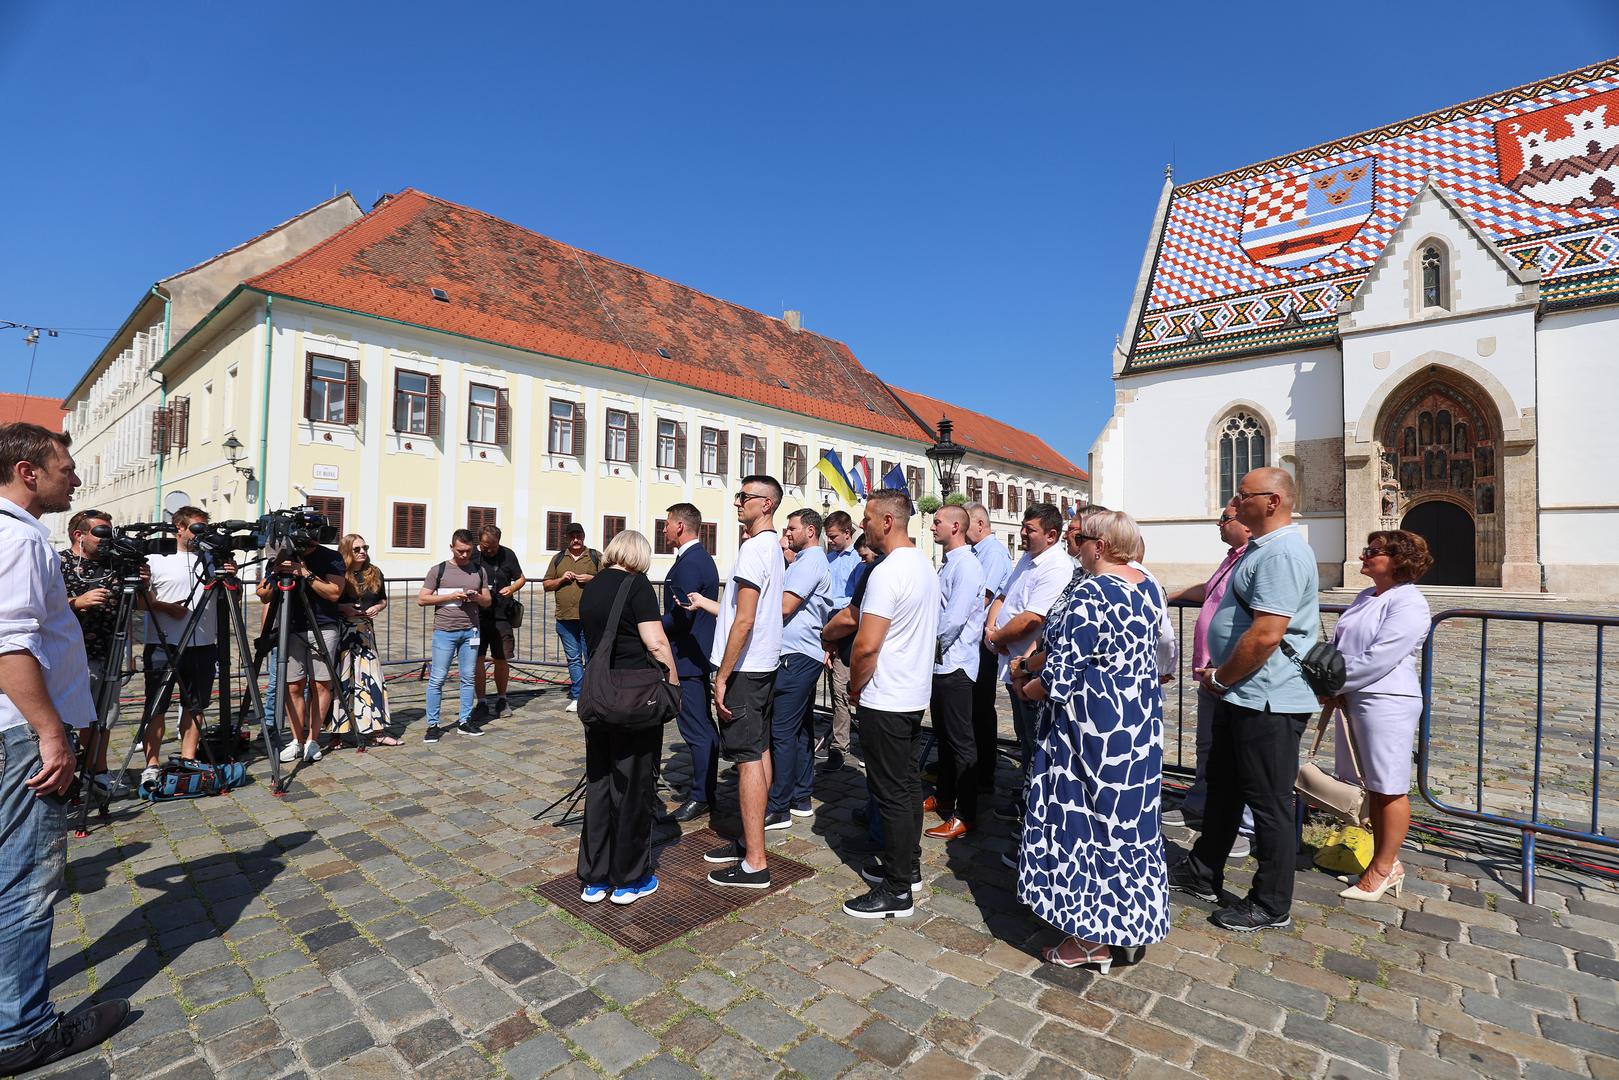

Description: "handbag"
507 598 524 628
577 574 679 731
1294 702 1372 828
1232 587 1347 698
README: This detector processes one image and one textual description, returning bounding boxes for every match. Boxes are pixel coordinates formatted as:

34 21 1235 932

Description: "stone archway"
1377 373 1503 587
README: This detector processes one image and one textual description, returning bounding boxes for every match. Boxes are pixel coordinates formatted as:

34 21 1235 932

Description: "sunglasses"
1233 490 1274 502
352 545 370 552
734 492 769 505
1076 534 1101 544
1217 515 1236 525
1360 547 1389 559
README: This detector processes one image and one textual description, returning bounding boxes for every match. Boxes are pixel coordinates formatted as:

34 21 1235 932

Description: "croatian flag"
850 457 871 497
1240 157 1376 269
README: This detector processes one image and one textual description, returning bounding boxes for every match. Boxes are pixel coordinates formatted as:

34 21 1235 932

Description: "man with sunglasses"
1171 468 1319 933
1164 510 1253 858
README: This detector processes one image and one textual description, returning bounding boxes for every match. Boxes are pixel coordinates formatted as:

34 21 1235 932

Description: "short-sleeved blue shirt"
1205 523 1320 714
781 545 832 661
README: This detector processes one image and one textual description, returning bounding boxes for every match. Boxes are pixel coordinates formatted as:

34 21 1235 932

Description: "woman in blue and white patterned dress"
1011 509 1169 971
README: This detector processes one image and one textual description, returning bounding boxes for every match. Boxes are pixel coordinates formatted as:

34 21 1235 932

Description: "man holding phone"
417 530 493 743
661 503 720 822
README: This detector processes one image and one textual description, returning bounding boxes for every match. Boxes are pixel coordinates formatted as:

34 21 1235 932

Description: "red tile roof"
246 189 920 441
0 393 67 431
888 386 1088 483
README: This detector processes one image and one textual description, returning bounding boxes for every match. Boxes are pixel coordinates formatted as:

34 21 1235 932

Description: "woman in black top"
337 534 399 746
576 530 679 905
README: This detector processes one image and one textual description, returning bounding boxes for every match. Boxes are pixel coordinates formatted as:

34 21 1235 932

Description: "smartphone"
672 590 689 607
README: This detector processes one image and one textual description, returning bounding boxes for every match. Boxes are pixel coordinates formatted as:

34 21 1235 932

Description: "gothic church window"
1216 411 1267 507
1421 246 1448 309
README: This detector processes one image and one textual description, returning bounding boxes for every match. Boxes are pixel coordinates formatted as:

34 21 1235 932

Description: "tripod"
121 552 279 800
71 562 146 835
534 772 587 827
252 560 357 794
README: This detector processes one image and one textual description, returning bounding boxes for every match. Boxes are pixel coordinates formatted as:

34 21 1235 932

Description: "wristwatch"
1207 672 1230 695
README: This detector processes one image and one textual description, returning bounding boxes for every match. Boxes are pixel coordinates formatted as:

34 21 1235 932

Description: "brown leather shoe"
925 817 972 840
922 795 954 816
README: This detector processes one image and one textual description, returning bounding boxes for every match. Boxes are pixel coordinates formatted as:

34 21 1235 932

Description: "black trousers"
930 670 977 823
577 723 663 887
859 704 925 895
1185 700 1309 917
970 643 1001 794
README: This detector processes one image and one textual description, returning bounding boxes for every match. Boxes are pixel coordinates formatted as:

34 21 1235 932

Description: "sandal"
368 735 402 747
1042 938 1119 973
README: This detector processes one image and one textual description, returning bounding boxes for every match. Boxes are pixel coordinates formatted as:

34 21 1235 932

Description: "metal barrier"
1418 607 1617 904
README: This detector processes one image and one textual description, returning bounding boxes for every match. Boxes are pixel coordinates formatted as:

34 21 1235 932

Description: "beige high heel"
1339 862 1405 902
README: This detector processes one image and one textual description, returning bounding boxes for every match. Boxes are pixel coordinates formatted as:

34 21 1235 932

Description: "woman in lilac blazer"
1331 530 1433 903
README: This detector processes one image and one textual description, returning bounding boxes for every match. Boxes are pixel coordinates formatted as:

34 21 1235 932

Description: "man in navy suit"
661 503 720 822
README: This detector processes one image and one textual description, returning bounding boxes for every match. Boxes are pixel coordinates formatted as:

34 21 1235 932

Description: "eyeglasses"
1217 515 1236 525
352 545 370 552
1076 534 1101 544
734 492 769 505
1233 490 1274 502
1360 547 1389 559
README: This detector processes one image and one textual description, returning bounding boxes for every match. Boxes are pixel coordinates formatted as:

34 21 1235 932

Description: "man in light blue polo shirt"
1171 467 1320 933
767 509 833 828
966 502 1013 798
924 505 985 840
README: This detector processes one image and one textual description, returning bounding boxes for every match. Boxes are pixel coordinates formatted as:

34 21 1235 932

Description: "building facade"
1091 58 1619 596
62 190 1083 576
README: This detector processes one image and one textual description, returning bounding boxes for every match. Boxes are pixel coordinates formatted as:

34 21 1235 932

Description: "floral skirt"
337 618 391 735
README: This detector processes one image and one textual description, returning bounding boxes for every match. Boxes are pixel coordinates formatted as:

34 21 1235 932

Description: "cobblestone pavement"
38 662 1619 1080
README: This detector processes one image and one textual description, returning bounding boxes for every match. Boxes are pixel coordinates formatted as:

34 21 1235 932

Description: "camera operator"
60 509 148 793
0 423 128 1073
266 532 347 764
138 507 236 789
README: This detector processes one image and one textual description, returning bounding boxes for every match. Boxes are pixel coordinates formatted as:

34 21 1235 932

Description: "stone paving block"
571 1010 659 1073
110 1030 197 1078
364 980 438 1031
271 986 356 1036
869 986 937 1034
484 942 554 985
501 1032 573 1080
1281 1014 1392 1074
722 996 807 1052
695 1034 785 1080
591 960 658 1004
850 1017 918 1067
541 988 603 1028
678 969 744 1011
392 1017 463 1067
303 1020 378 1069
1036 1021 1136 1075
743 963 821 1009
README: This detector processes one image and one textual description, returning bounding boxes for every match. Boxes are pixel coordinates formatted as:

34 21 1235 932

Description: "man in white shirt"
843 488 941 919
0 423 128 1074
985 503 1069 823
924 505 984 841
683 475 785 890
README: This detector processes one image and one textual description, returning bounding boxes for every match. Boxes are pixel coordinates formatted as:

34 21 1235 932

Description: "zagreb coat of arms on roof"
1494 88 1619 209
1239 157 1376 268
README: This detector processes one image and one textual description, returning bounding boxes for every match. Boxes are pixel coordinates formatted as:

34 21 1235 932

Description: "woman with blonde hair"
1012 509 1169 971
336 534 399 747
575 530 680 905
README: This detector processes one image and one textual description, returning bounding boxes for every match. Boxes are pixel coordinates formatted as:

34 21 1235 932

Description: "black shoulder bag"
578 575 679 730
1232 585 1346 698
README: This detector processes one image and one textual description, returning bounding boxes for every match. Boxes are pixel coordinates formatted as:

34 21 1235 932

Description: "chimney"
783 310 802 333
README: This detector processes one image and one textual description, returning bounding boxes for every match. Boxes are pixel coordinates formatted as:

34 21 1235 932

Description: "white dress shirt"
0 495 96 732
993 542 1072 683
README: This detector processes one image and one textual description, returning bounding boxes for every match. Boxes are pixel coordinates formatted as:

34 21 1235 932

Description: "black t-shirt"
473 545 524 619
288 545 347 629
579 568 661 672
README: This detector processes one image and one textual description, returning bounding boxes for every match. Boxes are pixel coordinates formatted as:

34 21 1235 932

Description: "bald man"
1171 467 1320 934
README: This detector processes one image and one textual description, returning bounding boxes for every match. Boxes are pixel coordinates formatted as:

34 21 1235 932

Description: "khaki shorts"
286 626 341 683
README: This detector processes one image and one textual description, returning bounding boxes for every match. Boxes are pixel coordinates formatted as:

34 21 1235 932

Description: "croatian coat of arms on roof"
1239 157 1376 268
1494 88 1619 208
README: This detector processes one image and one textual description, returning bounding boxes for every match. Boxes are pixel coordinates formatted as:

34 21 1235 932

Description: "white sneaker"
566 700 578 713
140 765 161 791
1230 835 1252 860
303 738 323 763
278 741 303 763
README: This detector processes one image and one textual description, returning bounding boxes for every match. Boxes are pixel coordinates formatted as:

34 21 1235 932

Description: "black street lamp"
926 417 966 497
222 435 260 503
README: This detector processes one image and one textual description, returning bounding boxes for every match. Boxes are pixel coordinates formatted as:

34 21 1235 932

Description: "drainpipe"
149 285 172 519
258 295 273 516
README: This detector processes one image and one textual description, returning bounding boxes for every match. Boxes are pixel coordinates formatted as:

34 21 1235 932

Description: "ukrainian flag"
816 450 858 506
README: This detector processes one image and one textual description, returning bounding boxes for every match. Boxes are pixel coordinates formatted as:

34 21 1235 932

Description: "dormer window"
1421 245 1448 310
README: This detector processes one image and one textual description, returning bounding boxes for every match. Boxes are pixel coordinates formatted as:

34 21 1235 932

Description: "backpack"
428 561 488 598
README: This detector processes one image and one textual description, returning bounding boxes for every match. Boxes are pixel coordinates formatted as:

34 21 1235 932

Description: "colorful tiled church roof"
246 189 921 441
1128 57 1619 372
887 385 1088 482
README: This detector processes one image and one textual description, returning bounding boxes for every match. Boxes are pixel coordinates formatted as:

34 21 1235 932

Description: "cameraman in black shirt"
473 524 526 719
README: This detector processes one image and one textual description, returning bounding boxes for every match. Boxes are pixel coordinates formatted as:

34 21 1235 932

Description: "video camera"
188 506 338 561
88 522 176 578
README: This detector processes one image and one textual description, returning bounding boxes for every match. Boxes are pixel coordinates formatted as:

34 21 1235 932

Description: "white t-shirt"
145 551 216 648
994 543 1071 682
856 546 941 712
710 529 785 674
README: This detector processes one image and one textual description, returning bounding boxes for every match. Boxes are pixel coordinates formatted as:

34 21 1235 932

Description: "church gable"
1344 185 1539 329
1126 57 1619 373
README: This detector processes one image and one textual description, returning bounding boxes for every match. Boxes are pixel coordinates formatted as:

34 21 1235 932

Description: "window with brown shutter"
394 371 430 434
150 407 171 455
308 496 345 536
546 512 574 551
467 384 499 444
625 413 639 466
905 466 922 501
674 421 687 470
967 476 982 504
739 434 763 478
344 359 361 425
605 409 629 462
1008 484 1020 514
1026 485 1036 508
654 526 675 555
700 427 723 475
989 481 1001 510
494 388 510 446
700 522 717 551
306 354 351 424
602 515 626 542
392 502 427 549
467 506 497 533
783 443 806 486
426 374 442 438
571 401 586 457
169 397 190 450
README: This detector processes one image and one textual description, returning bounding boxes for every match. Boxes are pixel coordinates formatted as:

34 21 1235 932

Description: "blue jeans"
767 654 822 815
427 628 479 726
0 726 68 1049
555 620 588 700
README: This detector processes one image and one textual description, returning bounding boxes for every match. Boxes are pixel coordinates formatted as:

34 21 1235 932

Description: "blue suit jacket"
662 542 719 678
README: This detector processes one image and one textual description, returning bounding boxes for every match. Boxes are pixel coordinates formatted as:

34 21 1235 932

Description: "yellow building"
62 189 1086 574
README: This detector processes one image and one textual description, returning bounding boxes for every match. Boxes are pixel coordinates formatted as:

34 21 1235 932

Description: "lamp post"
222 435 260 504
926 417 966 497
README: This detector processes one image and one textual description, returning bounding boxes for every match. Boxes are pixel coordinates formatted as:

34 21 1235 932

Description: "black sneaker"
703 840 744 864
455 721 485 736
860 858 922 895
1167 860 1218 902
764 811 793 831
842 885 914 919
707 861 771 889
992 801 1022 822
471 700 490 719
0 1000 130 1076
496 696 511 716
1211 897 1291 933
423 725 442 743
818 750 844 774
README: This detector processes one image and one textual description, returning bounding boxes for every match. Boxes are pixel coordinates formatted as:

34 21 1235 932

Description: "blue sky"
2 2 1614 469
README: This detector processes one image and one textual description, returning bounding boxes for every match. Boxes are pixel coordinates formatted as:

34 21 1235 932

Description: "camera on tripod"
88 522 175 581
255 506 339 565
